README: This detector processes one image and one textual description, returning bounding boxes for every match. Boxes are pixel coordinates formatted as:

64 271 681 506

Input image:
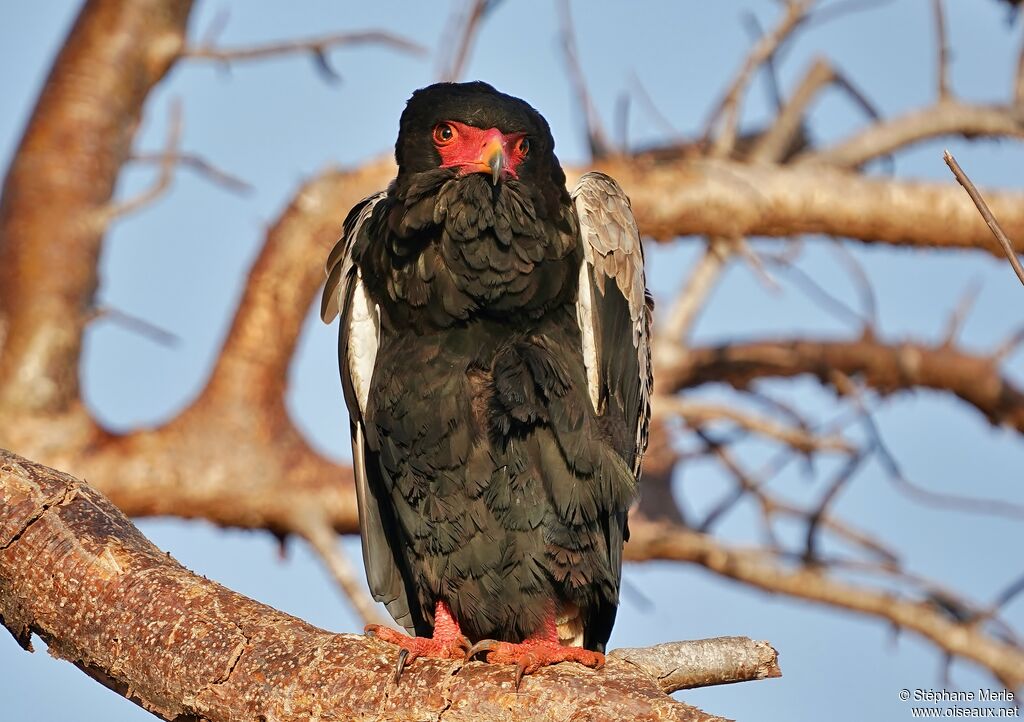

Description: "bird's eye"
433 123 455 144
517 138 530 156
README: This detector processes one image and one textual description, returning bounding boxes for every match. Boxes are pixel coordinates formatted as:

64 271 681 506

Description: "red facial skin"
432 120 528 180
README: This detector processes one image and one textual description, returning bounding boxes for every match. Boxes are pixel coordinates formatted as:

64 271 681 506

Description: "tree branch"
0 448 774 722
611 637 782 692
798 101 1024 168
944 150 1024 287
657 335 1024 434
0 0 194 413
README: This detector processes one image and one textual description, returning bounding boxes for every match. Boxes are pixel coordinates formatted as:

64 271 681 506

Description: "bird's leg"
465 603 605 689
365 600 471 681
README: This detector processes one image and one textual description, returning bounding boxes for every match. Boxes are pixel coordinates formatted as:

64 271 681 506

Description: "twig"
830 243 879 327
944 149 1024 288
704 0 817 158
840 372 1024 519
661 238 734 342
629 70 683 140
749 57 835 163
932 0 951 100
803 450 869 563
941 279 983 346
186 30 427 83
131 151 252 194
993 325 1024 362
298 519 389 628
1016 29 1024 105
556 0 612 158
97 99 183 223
88 305 180 347
740 11 784 115
736 238 781 292
806 0 895 27
766 254 867 329
439 0 499 81
655 397 855 453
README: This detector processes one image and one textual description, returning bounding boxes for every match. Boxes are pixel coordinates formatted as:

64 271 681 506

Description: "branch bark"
0 448 772 722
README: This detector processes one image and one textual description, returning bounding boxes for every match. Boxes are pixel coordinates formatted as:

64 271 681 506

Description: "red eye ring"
517 137 530 155
433 123 456 145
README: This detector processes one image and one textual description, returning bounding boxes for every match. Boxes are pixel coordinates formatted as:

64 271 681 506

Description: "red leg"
365 601 471 680
466 604 605 688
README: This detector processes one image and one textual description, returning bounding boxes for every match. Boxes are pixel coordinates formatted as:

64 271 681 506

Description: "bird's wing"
571 172 652 650
322 192 417 633
572 172 652 475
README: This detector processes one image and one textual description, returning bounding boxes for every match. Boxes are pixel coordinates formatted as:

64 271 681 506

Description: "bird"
321 81 651 686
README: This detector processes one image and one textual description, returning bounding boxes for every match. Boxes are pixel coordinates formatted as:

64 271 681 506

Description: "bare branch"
611 637 781 693
656 397 855 454
657 335 1024 434
130 150 252 194
932 0 951 100
185 30 427 83
556 0 612 158
705 0 817 158
660 238 733 343
297 520 390 629
749 57 835 163
87 304 180 347
944 150 1024 288
439 0 498 82
98 98 183 222
803 450 869 563
800 102 1024 168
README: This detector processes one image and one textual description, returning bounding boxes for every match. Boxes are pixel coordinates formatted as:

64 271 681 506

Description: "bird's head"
394 81 566 193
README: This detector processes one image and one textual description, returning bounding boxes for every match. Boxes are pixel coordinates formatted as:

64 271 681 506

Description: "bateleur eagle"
322 81 652 683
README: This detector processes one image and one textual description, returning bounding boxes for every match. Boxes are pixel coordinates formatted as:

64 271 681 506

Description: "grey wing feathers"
572 172 653 475
321 191 417 632
321 192 386 324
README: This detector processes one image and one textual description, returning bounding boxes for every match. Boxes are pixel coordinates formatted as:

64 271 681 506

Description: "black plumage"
322 81 651 654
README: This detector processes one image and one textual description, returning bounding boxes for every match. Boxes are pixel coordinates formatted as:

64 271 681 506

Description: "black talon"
394 648 410 683
514 660 528 690
465 639 499 660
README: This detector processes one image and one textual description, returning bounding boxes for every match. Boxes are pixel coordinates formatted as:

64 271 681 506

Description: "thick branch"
0 0 193 413
592 155 1024 257
0 449 752 722
657 336 1024 434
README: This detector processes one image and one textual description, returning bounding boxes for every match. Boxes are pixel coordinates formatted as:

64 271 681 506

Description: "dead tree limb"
944 150 1024 287
0 448 777 722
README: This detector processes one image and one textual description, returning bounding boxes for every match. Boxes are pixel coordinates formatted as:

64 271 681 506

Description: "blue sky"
2 2 1022 720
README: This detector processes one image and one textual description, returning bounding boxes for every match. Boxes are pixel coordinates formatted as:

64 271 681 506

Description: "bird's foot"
364 601 470 682
466 638 605 689
365 624 471 660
